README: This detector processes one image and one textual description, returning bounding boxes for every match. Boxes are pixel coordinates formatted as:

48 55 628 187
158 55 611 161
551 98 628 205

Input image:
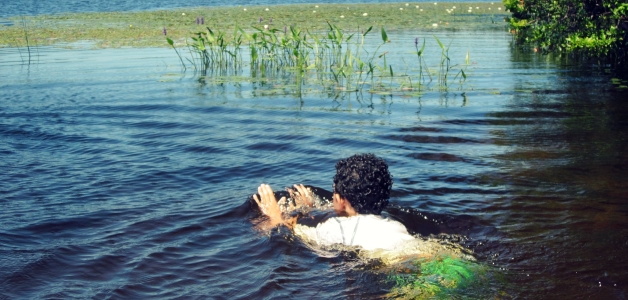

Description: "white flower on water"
434 2 437 5
340 15 344 18
453 6 456 8
243 8 247 11
263 24 269 30
476 7 480 9
406 3 409 6
489 7 491 10
265 8 269 11
468 9 472 12
313 11 316 13
363 13 368 16
498 7 501 10
400 7 403 10
182 13 186 16
420 9 423 11
432 23 438 27
315 5 318 8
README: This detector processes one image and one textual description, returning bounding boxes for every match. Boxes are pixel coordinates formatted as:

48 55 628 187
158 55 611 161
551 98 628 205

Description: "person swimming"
253 154 487 298
253 153 415 251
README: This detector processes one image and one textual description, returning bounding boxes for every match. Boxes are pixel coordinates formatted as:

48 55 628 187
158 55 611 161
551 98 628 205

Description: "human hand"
288 184 314 208
253 184 286 225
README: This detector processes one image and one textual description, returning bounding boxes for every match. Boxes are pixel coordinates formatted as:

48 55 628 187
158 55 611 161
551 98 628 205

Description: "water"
1 30 628 298
2 0 495 18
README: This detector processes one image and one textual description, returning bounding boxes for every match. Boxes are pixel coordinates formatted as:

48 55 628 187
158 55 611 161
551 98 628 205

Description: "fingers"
294 184 306 195
254 184 275 213
293 184 313 207
257 184 276 201
285 197 295 211
253 193 267 215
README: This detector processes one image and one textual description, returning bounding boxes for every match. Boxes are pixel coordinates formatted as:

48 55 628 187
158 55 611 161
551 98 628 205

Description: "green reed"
433 35 468 89
185 27 244 75
170 23 471 95
167 37 186 71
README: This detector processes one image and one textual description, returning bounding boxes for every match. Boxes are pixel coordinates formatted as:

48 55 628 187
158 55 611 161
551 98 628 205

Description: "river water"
1 28 627 298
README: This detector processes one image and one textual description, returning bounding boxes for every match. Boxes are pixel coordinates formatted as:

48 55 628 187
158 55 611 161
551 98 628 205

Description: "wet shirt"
294 214 415 251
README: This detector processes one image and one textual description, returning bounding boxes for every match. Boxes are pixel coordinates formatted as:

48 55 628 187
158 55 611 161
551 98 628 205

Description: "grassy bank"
1 2 508 48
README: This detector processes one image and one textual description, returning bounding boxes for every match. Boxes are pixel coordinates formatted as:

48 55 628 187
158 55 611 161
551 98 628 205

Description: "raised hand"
252 184 285 226
288 184 315 209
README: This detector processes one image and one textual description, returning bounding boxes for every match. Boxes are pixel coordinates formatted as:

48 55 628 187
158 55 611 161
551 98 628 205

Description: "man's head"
332 153 393 215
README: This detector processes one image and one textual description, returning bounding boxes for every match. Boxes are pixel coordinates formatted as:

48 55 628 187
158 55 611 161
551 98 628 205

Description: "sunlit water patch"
1 29 627 299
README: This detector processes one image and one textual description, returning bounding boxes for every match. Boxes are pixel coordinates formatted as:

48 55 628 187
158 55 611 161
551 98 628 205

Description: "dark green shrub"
504 0 627 72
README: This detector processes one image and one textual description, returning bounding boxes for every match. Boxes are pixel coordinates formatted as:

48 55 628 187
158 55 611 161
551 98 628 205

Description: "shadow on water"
469 47 628 298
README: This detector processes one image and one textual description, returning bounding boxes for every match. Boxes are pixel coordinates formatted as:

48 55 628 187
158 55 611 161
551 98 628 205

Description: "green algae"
1 2 509 48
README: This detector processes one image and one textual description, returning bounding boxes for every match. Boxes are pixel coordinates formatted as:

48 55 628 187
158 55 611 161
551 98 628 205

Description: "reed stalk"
170 23 470 95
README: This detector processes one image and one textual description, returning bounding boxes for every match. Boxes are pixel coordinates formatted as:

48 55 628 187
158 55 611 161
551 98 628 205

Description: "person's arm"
253 184 298 229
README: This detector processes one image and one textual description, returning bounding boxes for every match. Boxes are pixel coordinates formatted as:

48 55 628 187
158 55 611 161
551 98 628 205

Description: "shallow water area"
1 29 628 299
2 0 497 18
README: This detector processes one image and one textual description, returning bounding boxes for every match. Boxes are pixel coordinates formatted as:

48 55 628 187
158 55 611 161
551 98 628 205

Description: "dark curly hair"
332 153 393 215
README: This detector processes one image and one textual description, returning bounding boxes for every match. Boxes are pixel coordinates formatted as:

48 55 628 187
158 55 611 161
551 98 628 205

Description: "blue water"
2 0 495 18
1 28 628 298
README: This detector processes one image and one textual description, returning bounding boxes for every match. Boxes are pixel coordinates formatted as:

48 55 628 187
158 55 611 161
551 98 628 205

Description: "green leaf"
433 35 445 50
166 37 174 46
381 27 388 43
363 26 373 37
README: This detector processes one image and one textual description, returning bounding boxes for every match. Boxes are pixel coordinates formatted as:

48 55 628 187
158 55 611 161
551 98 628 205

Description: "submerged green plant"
386 255 489 299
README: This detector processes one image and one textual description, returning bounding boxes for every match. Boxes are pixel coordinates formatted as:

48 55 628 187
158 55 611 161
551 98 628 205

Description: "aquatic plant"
168 22 472 97
386 255 490 299
166 37 186 71
414 36 432 88
185 27 243 75
433 35 468 89
0 3 508 49
20 17 32 64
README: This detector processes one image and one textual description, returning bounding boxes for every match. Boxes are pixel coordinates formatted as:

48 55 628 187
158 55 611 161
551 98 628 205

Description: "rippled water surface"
1 30 627 299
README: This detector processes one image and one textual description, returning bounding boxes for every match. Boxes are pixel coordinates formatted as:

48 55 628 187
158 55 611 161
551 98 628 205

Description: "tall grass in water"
433 35 468 90
167 37 186 71
169 23 470 95
15 16 33 65
21 17 32 64
185 27 244 75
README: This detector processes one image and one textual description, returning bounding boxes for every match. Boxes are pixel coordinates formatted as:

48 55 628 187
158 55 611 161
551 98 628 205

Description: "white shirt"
294 214 415 251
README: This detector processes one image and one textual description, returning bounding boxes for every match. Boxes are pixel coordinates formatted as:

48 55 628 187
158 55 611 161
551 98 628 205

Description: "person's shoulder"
360 214 409 232
296 211 335 228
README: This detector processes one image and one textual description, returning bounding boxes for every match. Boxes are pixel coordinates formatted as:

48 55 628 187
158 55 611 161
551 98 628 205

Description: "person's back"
295 214 415 251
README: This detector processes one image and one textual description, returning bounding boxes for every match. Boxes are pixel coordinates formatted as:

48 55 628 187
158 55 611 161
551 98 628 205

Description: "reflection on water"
1 30 627 298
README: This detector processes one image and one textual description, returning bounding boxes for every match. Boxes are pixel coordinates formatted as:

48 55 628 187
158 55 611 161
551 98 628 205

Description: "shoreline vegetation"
1 2 508 48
